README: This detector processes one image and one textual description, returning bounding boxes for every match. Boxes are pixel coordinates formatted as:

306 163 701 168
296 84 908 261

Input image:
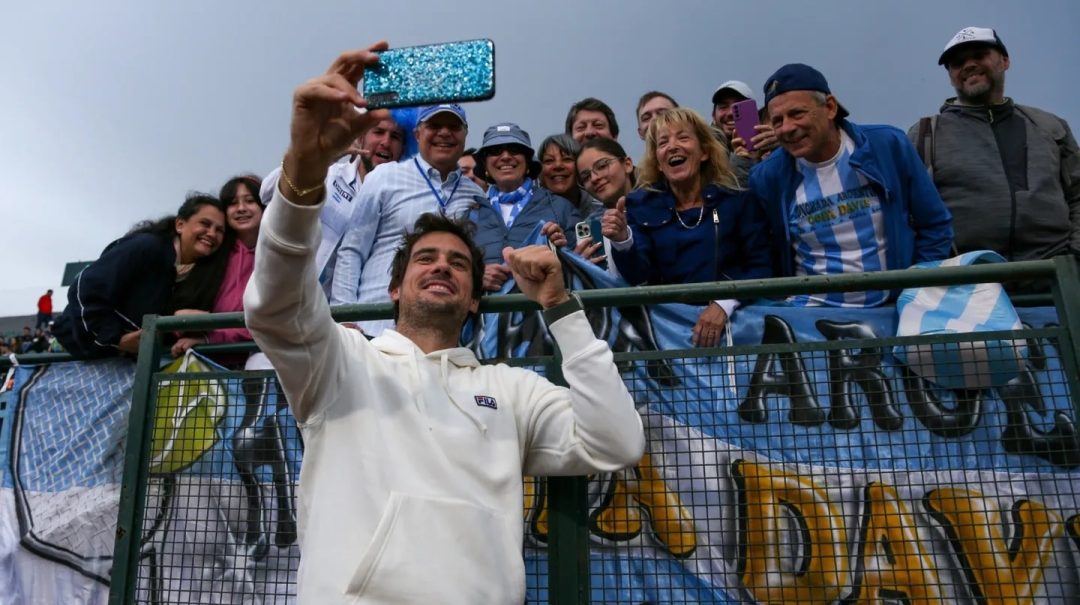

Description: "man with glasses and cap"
908 27 1080 270
331 104 486 334
468 122 583 292
749 63 953 307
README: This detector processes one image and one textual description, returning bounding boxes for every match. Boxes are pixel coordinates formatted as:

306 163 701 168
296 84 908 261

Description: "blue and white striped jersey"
787 130 890 307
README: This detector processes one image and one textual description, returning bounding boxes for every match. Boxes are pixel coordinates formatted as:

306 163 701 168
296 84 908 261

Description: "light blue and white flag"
894 250 1027 389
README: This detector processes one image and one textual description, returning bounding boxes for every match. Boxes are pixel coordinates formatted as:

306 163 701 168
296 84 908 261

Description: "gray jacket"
908 99 1080 261
468 185 583 264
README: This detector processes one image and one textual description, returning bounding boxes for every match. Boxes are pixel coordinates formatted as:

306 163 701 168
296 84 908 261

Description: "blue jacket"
611 183 772 288
469 185 583 264
52 232 177 359
749 120 953 277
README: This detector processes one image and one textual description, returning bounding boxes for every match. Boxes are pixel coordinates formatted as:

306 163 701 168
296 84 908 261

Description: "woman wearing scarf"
468 122 583 292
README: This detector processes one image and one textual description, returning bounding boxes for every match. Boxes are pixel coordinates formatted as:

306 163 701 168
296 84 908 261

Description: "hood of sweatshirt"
940 96 1015 122
371 329 480 368
370 329 489 434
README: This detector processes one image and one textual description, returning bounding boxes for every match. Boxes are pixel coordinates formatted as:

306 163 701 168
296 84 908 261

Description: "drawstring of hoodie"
440 353 488 435
408 349 430 425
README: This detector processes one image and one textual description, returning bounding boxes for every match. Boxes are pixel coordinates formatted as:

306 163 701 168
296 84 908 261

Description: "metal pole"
1051 255 1080 420
543 358 591 605
108 315 164 604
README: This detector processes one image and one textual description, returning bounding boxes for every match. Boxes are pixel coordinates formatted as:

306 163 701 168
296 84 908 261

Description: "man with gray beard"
909 27 1080 269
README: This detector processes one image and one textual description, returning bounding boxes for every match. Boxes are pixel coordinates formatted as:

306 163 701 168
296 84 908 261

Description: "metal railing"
93 255 1080 603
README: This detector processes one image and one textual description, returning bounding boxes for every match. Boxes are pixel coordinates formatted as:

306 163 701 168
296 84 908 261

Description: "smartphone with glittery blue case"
363 39 495 109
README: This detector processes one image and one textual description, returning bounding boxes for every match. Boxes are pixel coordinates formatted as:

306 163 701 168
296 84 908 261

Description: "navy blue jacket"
52 232 177 359
611 183 772 288
749 120 953 278
469 186 583 264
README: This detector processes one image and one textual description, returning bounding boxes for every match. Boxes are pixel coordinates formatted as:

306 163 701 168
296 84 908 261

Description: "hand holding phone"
282 41 388 204
363 39 496 109
731 99 760 152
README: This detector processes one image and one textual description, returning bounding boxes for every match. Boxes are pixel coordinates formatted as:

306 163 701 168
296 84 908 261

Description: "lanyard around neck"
414 158 461 213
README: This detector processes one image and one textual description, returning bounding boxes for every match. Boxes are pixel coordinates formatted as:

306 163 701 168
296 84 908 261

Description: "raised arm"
502 244 645 474
606 196 656 285
243 42 392 422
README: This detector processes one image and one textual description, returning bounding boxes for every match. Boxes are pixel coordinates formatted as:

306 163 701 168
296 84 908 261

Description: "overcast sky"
2 0 1078 318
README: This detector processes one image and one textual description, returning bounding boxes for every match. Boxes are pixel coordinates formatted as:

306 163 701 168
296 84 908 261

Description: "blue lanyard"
414 158 461 214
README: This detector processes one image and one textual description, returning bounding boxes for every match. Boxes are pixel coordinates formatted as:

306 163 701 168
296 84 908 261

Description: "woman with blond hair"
605 107 771 346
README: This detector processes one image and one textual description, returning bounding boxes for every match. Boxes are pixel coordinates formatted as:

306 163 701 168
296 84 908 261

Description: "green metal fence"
97 256 1080 604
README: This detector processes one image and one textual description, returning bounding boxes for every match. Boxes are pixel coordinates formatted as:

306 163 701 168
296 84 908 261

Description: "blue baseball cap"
762 63 849 119
417 103 468 127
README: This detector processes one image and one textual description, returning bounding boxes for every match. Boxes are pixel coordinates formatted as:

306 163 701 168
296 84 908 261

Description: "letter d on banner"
731 459 849 602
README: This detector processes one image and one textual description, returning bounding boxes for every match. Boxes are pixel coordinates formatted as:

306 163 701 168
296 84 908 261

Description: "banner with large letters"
1 252 1078 603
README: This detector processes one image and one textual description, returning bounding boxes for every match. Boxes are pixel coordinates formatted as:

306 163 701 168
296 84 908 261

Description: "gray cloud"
3 0 1077 315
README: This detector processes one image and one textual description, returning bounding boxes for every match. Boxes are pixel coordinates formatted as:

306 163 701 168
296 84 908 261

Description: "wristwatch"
542 291 584 324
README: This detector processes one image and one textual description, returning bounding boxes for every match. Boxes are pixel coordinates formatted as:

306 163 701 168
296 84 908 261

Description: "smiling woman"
50 194 232 359
171 175 267 360
538 134 604 218
608 108 773 347
467 122 583 291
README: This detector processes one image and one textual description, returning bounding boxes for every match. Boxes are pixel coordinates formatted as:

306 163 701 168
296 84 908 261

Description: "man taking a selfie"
244 41 645 604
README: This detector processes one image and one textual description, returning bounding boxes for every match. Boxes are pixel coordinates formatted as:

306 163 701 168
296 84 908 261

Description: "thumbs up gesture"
602 196 629 242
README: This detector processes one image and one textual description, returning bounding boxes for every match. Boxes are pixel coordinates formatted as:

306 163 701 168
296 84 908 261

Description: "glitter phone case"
363 39 495 109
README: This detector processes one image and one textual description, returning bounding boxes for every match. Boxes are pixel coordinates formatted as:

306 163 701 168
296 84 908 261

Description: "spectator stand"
3 256 1080 604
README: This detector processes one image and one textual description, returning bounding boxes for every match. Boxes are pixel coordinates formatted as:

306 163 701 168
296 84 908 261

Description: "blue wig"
389 107 419 160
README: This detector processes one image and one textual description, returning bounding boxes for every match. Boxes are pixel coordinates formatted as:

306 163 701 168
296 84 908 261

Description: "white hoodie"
245 189 645 604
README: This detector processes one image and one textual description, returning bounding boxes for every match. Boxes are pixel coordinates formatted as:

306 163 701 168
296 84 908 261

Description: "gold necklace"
675 204 706 229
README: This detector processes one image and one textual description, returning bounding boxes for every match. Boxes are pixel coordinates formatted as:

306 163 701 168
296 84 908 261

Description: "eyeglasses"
421 120 465 133
578 156 619 186
484 144 527 158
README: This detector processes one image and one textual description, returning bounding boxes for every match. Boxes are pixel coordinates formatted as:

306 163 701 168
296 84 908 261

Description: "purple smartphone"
731 98 760 151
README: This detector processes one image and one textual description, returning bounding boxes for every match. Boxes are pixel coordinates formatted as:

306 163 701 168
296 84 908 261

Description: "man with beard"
330 103 486 334
244 42 644 604
259 115 407 297
909 27 1080 267
749 63 953 306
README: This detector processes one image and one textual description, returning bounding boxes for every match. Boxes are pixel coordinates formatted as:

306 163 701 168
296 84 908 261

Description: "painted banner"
1 253 1078 603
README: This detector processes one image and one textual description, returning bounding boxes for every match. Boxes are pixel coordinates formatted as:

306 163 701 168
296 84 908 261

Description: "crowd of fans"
1 290 60 356
41 26 1079 362
1 325 62 356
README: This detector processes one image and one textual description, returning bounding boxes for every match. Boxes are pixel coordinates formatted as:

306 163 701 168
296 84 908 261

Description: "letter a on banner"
844 482 942 604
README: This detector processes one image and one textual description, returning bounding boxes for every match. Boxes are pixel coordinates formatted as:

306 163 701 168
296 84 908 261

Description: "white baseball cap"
939 26 1008 66
711 80 755 105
